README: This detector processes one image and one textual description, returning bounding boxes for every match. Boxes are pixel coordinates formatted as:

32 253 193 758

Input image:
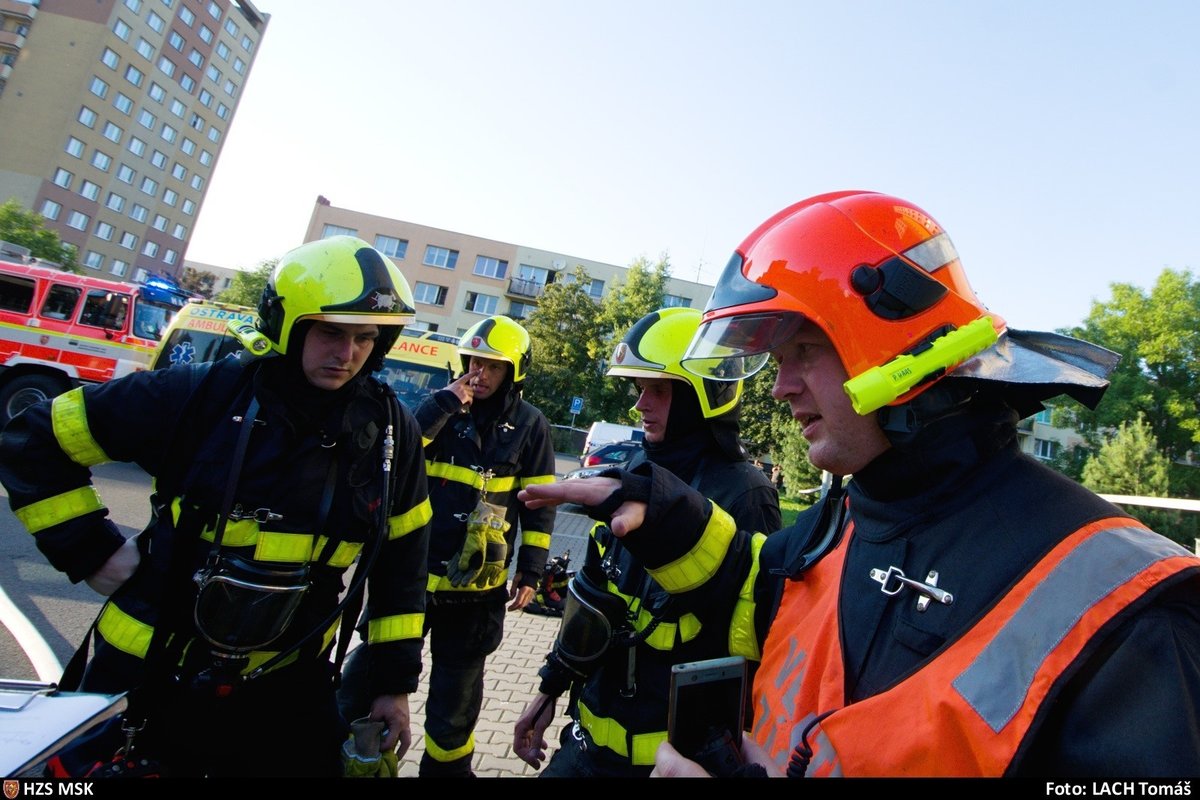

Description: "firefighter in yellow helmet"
416 314 556 777
0 236 432 777
513 306 779 777
519 191 1200 777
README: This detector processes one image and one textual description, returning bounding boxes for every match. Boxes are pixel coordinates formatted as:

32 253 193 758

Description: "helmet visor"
681 312 805 381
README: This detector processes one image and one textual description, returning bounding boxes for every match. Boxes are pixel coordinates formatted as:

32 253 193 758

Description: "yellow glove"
342 718 400 778
446 499 510 588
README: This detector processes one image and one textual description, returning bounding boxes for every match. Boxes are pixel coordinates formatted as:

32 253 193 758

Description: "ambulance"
152 299 458 409
0 259 182 425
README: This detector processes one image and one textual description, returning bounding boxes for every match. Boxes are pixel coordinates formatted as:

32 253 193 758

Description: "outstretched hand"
518 477 646 537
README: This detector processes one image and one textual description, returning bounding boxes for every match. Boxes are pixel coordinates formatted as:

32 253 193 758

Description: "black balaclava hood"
642 379 748 482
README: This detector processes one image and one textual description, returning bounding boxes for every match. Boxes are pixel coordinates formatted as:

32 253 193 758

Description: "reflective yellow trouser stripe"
14 486 106 533
368 613 424 644
519 474 556 488
424 731 475 763
646 503 736 593
51 388 110 467
96 601 154 659
729 532 767 661
424 461 517 493
522 530 551 550
389 497 432 539
578 700 665 765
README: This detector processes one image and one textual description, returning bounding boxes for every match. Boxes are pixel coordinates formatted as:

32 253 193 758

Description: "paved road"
0 456 592 777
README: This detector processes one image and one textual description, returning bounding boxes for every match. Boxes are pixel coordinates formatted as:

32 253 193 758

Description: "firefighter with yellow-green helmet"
418 314 556 776
0 235 432 776
513 306 779 777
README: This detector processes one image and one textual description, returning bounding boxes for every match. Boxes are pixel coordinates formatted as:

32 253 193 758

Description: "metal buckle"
229 504 283 523
868 565 954 610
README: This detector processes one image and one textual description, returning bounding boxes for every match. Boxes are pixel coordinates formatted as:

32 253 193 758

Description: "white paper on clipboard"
0 689 126 776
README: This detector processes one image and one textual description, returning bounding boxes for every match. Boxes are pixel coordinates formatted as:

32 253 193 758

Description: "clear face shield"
193 554 310 654
681 312 806 382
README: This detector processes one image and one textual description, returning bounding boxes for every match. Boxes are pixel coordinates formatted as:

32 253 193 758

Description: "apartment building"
0 0 267 282
304 197 715 337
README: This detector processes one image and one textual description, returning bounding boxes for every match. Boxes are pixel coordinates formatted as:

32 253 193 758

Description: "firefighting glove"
446 499 510 588
342 717 399 778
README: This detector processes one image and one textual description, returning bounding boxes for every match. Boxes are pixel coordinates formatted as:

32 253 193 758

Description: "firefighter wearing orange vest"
519 191 1200 777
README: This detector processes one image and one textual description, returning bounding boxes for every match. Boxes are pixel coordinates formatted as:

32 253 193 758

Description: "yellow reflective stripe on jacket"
255 531 315 563
646 503 736 593
424 731 475 763
173 500 362 567
519 474 556 488
425 461 518 493
421 435 434 448
427 571 508 593
389 497 432 540
14 486 106 533
522 530 551 550
578 700 665 765
51 388 110 467
243 617 340 675
317 538 362 569
368 613 424 644
729 532 767 661
96 601 153 659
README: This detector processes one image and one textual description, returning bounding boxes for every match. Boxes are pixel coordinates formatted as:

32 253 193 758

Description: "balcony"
0 0 36 23
0 30 26 50
507 277 546 299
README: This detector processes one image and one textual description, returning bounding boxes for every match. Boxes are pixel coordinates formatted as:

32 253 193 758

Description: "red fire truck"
0 259 181 425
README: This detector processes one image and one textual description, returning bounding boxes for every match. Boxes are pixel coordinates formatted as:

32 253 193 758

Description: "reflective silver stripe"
953 526 1192 732
903 232 958 274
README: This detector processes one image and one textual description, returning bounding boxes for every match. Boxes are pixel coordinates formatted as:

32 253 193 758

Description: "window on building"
152 214 168 231
171 162 187 180
91 150 112 172
171 223 186 239
128 136 146 156
123 0 142 11
142 240 159 258
188 49 204 68
180 73 196 93
168 31 184 51
113 18 132 41
413 282 448 306
66 211 89 231
207 1 221 20
584 278 605 298
84 251 105 270
117 164 136 184
114 93 134 115
215 41 229 60
322 224 357 238
374 235 408 259
40 200 62 221
508 301 537 320
90 76 109 99
158 56 176 77
198 149 213 166
79 180 101 201
1034 408 1053 424
423 245 458 270
241 34 254 53
119 232 138 250
223 79 238 97
464 292 498 315
52 168 73 188
473 256 508 280
661 293 691 308
163 249 178 265
130 204 148 222
189 112 204 131
150 150 167 169
198 88 213 107
233 56 246 75
170 98 185 118
181 198 195 215
77 106 98 128
206 126 221 143
225 18 239 37
102 122 123 143
112 260 129 278
198 25 213 44
205 64 221 83
162 188 178 206
179 6 195 25
161 123 178 143
136 38 155 61
1033 438 1058 460
105 192 126 212
125 64 144 87
101 48 120 70
180 137 196 156
148 11 165 32
94 221 114 240
137 109 156 130
140 176 158 196
215 102 230 121
65 137 85 158
147 82 165 104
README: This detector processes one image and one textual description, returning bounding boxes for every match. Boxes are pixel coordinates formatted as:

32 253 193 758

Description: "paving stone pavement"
396 603 568 778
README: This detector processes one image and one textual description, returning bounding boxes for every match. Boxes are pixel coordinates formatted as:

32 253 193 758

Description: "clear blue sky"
186 0 1200 332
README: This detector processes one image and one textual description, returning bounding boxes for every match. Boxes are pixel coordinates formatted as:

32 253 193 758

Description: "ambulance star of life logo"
39 335 49 346
614 342 628 364
471 336 482 348
4 779 19 799
368 290 397 311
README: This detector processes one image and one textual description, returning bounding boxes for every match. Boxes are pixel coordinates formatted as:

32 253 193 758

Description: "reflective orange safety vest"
750 516 1200 776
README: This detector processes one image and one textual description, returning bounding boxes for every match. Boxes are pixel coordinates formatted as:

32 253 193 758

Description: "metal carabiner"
869 565 954 609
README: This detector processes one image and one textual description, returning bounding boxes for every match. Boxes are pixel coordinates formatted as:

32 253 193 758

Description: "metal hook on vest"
228 504 284 524
869 565 954 610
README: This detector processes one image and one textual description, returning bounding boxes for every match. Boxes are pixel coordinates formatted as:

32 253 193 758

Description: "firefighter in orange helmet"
520 191 1200 777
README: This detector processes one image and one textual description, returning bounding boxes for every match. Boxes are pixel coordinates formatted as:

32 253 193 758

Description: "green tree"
216 259 275 307
1062 268 1200 462
1081 413 1187 544
180 266 218 299
523 266 605 425
0 198 80 272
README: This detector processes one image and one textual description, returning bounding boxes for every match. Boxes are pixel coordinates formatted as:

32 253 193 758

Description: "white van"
582 421 644 460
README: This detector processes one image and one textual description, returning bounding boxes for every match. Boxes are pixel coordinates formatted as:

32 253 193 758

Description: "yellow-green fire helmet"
458 316 532 383
257 235 416 357
608 307 742 418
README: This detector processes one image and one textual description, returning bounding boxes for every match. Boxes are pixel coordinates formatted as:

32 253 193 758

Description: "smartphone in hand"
667 655 748 774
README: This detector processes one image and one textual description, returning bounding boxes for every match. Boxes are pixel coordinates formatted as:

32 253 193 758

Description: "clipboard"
0 681 127 777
